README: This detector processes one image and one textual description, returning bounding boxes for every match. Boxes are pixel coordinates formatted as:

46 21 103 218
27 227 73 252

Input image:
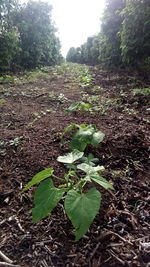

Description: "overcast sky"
21 0 106 56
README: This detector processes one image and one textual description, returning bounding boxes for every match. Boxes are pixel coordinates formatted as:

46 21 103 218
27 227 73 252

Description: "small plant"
0 136 24 147
23 124 114 241
91 85 102 93
0 75 17 84
80 72 93 88
0 99 6 104
57 93 68 103
61 124 105 151
0 136 24 155
49 92 68 103
80 153 99 166
66 102 91 112
9 136 24 146
132 87 150 97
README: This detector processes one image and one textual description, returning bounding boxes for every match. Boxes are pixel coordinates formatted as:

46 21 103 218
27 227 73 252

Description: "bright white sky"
21 0 106 57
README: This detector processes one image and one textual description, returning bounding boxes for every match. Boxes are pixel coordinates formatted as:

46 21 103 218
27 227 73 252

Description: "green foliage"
0 0 62 72
0 135 24 155
23 125 114 241
66 47 80 63
120 0 150 67
64 188 101 241
99 0 125 66
23 168 54 192
61 124 105 151
0 0 21 71
132 87 150 96
0 99 6 104
14 1 62 68
57 149 84 164
80 153 99 166
66 102 91 112
80 72 93 88
0 75 16 84
0 29 21 71
32 179 65 222
66 0 150 70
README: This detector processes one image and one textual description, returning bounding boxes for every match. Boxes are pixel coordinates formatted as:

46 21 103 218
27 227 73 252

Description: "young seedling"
23 125 114 241
61 123 105 152
65 102 91 112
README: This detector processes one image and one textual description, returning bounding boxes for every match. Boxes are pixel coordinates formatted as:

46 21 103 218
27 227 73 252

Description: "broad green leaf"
91 131 105 146
71 125 95 151
79 102 91 111
86 172 114 190
66 102 80 112
80 153 99 166
57 149 84 164
23 168 54 192
77 163 105 173
70 136 87 151
61 124 78 145
65 188 101 241
81 103 90 110
62 124 78 136
32 178 65 222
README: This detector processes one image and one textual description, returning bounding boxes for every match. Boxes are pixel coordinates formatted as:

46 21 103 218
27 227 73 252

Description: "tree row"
66 0 150 69
0 0 62 72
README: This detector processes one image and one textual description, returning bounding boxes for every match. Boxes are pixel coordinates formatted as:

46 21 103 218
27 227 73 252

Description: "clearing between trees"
0 63 149 266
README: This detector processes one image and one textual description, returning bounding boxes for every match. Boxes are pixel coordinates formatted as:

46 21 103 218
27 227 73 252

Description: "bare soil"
0 64 150 267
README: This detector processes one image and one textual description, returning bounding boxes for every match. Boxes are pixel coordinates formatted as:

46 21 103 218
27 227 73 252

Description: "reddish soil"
0 64 150 267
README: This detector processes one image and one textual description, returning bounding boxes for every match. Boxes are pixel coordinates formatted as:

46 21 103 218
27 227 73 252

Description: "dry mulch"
0 64 150 267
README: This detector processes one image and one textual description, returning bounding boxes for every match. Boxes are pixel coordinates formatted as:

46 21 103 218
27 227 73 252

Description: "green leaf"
88 172 114 190
23 168 54 192
80 103 90 111
77 164 114 190
77 163 105 173
62 124 78 136
57 149 84 164
61 124 78 145
32 179 65 222
91 132 105 146
80 153 99 166
65 188 101 241
71 125 95 151
66 102 80 112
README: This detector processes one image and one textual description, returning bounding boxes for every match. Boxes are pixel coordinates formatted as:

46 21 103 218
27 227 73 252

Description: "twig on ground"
89 243 100 260
41 259 49 267
133 235 150 242
14 217 25 233
109 231 133 246
0 262 20 267
8 216 25 233
96 230 133 246
109 250 125 265
0 251 13 264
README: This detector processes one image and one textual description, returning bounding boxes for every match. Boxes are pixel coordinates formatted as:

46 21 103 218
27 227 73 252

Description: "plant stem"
52 174 65 182
75 179 87 193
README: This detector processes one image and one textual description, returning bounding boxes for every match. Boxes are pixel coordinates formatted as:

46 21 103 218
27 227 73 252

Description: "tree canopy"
0 0 62 71
66 0 150 70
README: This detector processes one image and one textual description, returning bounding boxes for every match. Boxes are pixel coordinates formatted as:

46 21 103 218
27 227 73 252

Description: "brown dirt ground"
0 64 150 267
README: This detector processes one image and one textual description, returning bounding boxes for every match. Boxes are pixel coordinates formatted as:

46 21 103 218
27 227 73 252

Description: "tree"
14 0 62 68
66 47 78 62
66 0 150 70
0 0 20 71
98 0 125 66
121 0 150 67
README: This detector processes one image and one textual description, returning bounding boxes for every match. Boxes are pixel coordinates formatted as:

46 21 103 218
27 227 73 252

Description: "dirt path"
0 63 150 266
